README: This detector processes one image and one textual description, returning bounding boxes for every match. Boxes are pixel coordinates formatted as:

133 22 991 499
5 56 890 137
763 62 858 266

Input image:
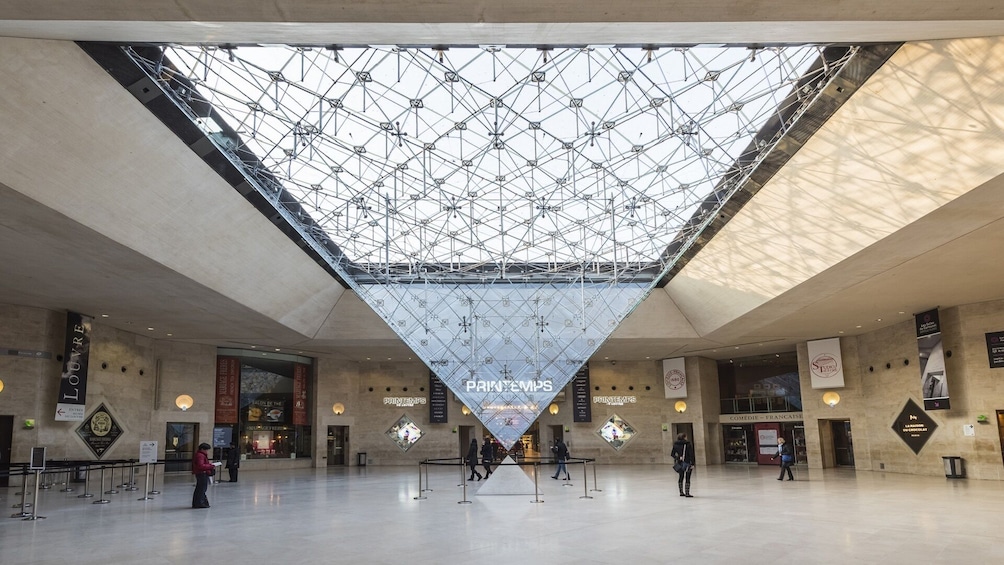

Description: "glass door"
327 426 348 465
165 422 197 472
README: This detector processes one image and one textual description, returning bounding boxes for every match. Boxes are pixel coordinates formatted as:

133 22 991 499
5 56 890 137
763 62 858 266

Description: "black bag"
207 467 216 477
673 461 683 473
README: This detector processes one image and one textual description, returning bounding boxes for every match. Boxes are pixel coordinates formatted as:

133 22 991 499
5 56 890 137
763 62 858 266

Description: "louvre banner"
55 311 92 421
807 338 845 389
662 358 687 399
916 308 949 410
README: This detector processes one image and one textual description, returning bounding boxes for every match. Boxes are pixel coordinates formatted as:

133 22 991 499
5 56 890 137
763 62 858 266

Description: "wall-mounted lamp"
461 405 471 416
548 403 559 415
674 400 687 413
175 394 194 411
822 391 840 408
0 378 4 394
332 402 345 415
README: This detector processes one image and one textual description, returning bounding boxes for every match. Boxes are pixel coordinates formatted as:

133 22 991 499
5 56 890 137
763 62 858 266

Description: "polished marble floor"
1 463 1002 564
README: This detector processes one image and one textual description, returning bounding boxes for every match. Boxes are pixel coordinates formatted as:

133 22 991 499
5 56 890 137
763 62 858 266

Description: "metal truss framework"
123 44 859 447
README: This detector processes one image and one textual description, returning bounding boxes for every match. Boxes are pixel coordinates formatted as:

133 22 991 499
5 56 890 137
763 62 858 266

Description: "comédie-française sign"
719 412 804 424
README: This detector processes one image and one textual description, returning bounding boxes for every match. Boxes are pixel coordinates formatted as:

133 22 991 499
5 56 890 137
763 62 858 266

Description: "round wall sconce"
674 400 687 413
0 378 4 394
175 394 194 411
822 391 841 408
461 405 471 416
332 402 345 415
548 403 559 415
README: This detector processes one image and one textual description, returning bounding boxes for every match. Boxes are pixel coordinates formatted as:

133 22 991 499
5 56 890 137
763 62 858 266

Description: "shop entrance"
0 415 12 487
165 422 198 472
459 425 475 458
996 411 1004 467
831 420 855 467
327 426 348 466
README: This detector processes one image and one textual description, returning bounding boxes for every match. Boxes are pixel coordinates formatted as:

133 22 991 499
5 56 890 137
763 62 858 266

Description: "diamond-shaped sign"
75 403 124 459
386 414 424 452
891 398 938 455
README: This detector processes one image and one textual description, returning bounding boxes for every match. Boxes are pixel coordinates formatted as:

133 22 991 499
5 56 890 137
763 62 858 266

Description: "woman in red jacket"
192 442 214 508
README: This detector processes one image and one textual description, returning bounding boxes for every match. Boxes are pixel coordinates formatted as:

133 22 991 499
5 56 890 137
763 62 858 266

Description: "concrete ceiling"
3 6 1004 361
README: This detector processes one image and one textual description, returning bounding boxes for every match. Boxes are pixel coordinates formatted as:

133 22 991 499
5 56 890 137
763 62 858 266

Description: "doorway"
996 411 1004 467
165 422 198 472
0 415 12 487
831 420 855 467
327 426 348 466
459 425 475 458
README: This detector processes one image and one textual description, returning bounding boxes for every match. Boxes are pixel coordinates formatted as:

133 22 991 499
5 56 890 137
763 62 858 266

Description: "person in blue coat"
551 439 570 480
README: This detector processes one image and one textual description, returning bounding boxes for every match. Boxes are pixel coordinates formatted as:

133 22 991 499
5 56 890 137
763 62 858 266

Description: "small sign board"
29 446 46 470
139 441 158 464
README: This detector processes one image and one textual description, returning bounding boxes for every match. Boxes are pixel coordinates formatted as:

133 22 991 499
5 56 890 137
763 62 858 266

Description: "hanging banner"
662 357 687 399
429 372 448 423
807 338 845 389
292 363 309 426
916 308 949 410
55 311 92 421
572 365 591 422
214 357 240 424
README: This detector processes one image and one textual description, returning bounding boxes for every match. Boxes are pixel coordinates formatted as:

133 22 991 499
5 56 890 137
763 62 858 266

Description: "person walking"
466 439 483 481
225 442 240 483
480 438 494 479
671 433 695 498
191 442 214 508
551 438 570 480
772 437 795 481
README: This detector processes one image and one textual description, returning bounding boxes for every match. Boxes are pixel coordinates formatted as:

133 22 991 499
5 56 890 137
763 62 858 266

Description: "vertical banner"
292 363 309 426
916 308 950 410
807 338 845 389
429 372 448 423
55 311 92 421
214 357 240 424
662 357 687 399
572 365 591 422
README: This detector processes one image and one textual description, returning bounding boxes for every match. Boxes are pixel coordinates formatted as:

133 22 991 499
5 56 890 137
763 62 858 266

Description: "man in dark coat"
772 437 795 481
225 442 240 483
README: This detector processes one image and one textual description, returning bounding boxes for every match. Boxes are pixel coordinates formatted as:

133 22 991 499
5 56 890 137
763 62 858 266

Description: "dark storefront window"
718 352 801 414
216 349 313 460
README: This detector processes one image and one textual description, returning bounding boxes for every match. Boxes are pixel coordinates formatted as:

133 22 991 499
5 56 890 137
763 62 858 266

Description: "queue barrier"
2 459 167 520
414 456 600 504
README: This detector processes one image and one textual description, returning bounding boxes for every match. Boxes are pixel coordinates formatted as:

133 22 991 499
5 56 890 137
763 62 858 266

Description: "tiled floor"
2 463 1002 564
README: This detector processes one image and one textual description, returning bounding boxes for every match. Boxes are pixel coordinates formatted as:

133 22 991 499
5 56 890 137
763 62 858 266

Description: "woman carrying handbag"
671 433 695 498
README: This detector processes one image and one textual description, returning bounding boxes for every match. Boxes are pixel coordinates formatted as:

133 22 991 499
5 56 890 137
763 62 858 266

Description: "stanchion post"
138 463 154 501
579 461 593 499
413 461 427 500
562 460 573 486
93 466 111 504
458 460 472 504
23 470 47 520
422 460 432 492
78 463 94 498
531 461 543 504
60 462 74 493
126 461 139 491
148 462 161 495
590 461 602 492
104 463 119 495
11 467 32 517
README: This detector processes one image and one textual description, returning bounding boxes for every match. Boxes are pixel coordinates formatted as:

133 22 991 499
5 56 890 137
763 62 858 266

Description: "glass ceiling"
125 43 859 447
155 44 852 283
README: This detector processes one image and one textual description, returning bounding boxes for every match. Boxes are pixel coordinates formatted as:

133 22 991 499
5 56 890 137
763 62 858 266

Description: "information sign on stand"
139 441 158 464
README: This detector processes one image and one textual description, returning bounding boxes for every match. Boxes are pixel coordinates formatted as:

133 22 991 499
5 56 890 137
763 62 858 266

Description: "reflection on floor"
2 464 1003 564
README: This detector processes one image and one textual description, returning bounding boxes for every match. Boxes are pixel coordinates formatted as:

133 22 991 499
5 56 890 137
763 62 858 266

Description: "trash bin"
357 452 367 467
942 456 965 478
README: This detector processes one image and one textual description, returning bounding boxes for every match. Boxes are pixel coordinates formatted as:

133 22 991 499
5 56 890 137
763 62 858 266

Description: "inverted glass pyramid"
123 44 858 447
